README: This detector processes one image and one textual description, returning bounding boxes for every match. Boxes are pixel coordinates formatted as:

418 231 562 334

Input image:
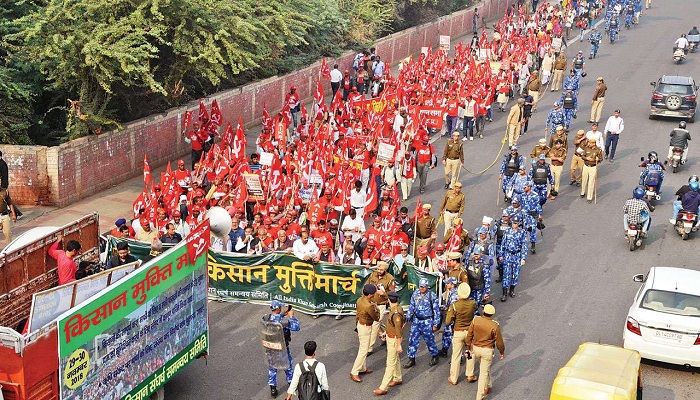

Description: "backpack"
297 361 321 400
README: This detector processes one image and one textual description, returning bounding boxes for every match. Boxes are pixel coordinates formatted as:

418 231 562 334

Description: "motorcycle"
626 222 644 251
667 146 684 173
673 47 686 64
675 210 698 240
688 34 700 52
589 39 600 59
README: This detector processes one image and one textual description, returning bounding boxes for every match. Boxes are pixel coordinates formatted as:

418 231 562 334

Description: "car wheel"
648 114 655 120
689 114 695 123
665 95 682 111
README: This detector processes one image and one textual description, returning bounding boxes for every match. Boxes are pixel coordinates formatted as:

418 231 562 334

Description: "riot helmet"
633 187 644 199
679 121 687 129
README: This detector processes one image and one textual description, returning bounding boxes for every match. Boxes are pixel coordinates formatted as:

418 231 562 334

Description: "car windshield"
641 289 700 317
657 83 694 95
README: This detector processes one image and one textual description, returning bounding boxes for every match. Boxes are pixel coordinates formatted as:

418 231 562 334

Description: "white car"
623 267 700 367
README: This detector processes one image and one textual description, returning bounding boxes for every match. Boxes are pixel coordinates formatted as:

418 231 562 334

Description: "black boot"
403 358 416 368
438 348 448 358
270 385 278 398
429 355 439 366
509 285 516 298
500 287 508 302
531 242 536 254
496 269 503 283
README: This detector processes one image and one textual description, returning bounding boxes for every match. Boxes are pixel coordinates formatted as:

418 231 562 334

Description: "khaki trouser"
444 158 461 187
591 97 605 122
449 329 469 382
1 214 11 243
443 210 459 238
570 155 584 183
530 91 540 110
472 346 495 400
507 124 521 147
369 304 388 351
552 69 565 91
551 165 564 193
379 336 402 390
581 164 598 201
351 323 373 375
400 177 414 200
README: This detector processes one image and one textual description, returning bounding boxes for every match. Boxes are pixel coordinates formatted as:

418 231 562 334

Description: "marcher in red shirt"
184 121 209 169
311 220 334 249
390 222 410 256
48 234 82 285
413 133 436 194
285 86 301 127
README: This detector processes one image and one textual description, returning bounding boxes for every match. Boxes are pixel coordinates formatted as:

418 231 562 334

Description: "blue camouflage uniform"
560 90 578 128
519 186 542 245
589 30 602 56
266 306 301 386
624 0 635 27
498 222 528 288
505 171 530 199
406 281 441 359
467 227 496 259
564 73 580 95
639 162 665 193
505 196 526 222
546 105 566 136
571 54 586 77
465 250 493 310
499 150 525 194
605 7 615 33
529 158 555 205
440 279 459 351
492 212 511 281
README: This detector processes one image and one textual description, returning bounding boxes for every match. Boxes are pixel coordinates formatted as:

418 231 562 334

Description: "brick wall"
4 0 514 207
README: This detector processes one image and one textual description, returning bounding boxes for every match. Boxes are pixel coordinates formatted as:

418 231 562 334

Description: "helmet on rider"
679 121 687 129
682 34 687 38
647 151 658 163
633 187 645 199
690 175 699 183
690 181 699 191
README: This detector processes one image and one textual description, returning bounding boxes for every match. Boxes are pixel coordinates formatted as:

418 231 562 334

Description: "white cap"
482 216 493 225
179 195 188 202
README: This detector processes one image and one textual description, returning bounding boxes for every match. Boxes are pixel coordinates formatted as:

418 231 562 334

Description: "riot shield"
261 315 290 370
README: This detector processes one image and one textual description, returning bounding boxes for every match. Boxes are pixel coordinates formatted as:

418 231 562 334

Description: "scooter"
626 222 644 251
673 47 686 64
666 146 684 173
675 210 698 240
690 41 698 52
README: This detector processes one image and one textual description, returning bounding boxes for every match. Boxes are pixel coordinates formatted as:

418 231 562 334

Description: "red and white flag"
198 99 209 121
320 58 331 80
446 222 463 253
221 122 234 148
210 99 223 126
183 110 193 130
143 154 152 187
232 117 247 161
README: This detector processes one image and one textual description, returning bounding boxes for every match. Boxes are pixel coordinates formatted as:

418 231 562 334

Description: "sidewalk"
3 22 498 249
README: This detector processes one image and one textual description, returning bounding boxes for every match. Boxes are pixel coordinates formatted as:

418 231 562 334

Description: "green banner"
58 225 210 400
207 250 442 314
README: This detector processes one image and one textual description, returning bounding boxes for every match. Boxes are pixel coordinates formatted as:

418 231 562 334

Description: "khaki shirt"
547 146 568 166
448 266 468 284
507 104 523 125
572 134 586 157
355 295 380 325
445 298 477 330
527 77 542 92
365 272 395 305
440 190 465 214
416 215 436 239
581 144 603 166
592 83 607 101
466 315 505 354
443 140 464 162
530 145 550 159
548 132 569 150
385 304 405 339
554 56 568 70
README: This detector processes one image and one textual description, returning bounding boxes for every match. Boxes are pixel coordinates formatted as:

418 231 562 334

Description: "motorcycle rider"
588 27 602 59
624 187 652 237
639 151 665 194
690 26 700 35
668 121 691 165
679 181 700 227
670 176 700 224
674 34 690 54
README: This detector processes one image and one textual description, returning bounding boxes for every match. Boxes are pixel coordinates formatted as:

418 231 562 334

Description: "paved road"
162 2 700 400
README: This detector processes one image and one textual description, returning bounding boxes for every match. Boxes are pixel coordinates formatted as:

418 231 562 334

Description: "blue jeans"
462 116 474 138
446 116 459 136
673 200 700 220
605 134 619 159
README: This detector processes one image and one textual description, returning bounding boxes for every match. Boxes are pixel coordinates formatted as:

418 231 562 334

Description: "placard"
376 142 396 165
259 152 274 166
421 46 429 56
439 35 451 51
243 173 265 200
552 37 563 51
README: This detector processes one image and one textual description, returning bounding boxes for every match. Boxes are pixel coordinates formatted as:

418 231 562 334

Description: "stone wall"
5 0 513 207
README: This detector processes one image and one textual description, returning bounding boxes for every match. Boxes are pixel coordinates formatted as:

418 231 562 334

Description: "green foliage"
340 0 398 45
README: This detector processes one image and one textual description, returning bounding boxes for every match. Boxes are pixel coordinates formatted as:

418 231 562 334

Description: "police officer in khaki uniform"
551 53 568 91
547 139 568 199
439 183 466 237
579 137 604 203
446 251 468 283
442 131 465 189
374 291 404 396
548 125 568 150
415 203 437 254
351 284 380 382
530 138 550 159
465 304 505 400
444 218 470 254
365 261 396 354
445 283 478 385
569 129 587 186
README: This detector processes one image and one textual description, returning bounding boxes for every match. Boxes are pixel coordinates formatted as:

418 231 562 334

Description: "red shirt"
362 247 380 265
311 230 334 248
364 226 382 244
286 92 300 109
415 143 435 164
49 241 77 285
390 232 410 255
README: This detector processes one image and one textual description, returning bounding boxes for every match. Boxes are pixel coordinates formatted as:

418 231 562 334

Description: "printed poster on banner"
439 35 451 51
259 152 274 166
243 173 265 200
376 142 396 166
551 37 562 51
57 221 210 400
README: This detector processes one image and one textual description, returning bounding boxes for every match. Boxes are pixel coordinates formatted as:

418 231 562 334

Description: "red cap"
279 218 289 225
393 221 403 229
173 211 181 217
289 209 298 216
418 246 428 256
374 216 381 222
194 189 205 198
435 242 445 251
192 207 202 213
290 85 297 91
367 239 377 246
422 133 429 141
154 184 161 190
263 217 273 225
140 217 149 227
178 160 185 166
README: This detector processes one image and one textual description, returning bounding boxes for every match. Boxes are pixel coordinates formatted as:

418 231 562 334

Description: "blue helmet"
511 215 522 223
473 245 484 255
524 180 534 187
691 181 699 191
633 187 645 199
445 277 458 285
270 300 284 310
419 278 430 287
511 194 521 204
502 209 509 216
477 226 489 235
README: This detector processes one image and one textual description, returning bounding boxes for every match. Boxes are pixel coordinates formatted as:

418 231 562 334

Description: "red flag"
198 99 209 121
314 80 325 108
447 223 463 253
210 99 223 126
143 154 152 187
364 173 378 218
301 103 308 120
222 122 234 148
262 103 272 129
413 198 422 220
183 111 193 130
132 191 147 219
320 58 331 80
330 87 343 113
232 117 247 160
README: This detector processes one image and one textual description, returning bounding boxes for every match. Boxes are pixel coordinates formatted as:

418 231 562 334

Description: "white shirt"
604 116 625 137
585 130 605 149
287 358 329 395
675 37 689 49
350 188 366 209
341 215 366 242
171 219 191 238
330 68 343 83
293 238 319 260
337 249 361 265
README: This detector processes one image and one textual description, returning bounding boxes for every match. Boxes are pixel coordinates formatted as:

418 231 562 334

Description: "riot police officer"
438 277 460 357
263 300 301 397
545 102 566 137
491 211 511 283
404 278 441 368
571 50 586 77
639 151 665 194
560 88 578 131
465 246 493 310
520 181 543 254
499 146 525 201
498 215 528 301
530 154 554 205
